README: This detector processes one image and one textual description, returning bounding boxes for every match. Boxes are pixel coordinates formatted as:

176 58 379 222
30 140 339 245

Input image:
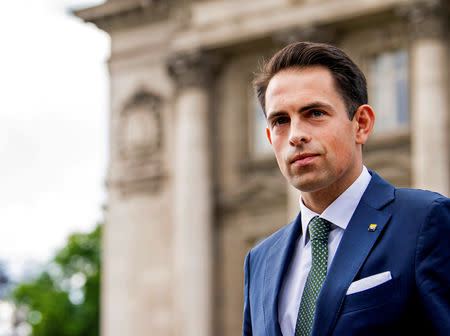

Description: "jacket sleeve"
243 251 253 336
415 197 450 335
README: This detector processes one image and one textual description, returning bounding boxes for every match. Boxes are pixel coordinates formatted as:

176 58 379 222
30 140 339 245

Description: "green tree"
12 224 101 336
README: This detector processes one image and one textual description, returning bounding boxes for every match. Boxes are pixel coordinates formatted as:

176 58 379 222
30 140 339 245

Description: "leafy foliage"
12 224 101 336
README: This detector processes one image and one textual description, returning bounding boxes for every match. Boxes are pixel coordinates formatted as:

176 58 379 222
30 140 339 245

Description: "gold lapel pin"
368 224 377 232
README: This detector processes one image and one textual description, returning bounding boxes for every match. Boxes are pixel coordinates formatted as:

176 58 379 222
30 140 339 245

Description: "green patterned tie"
295 216 331 336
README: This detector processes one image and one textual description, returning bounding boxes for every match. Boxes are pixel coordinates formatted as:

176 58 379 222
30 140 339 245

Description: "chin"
290 178 324 192
288 172 331 193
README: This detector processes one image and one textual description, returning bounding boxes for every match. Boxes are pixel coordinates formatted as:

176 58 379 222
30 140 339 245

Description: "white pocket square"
346 271 392 295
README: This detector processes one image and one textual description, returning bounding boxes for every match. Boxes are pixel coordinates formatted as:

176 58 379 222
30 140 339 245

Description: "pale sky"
0 0 109 279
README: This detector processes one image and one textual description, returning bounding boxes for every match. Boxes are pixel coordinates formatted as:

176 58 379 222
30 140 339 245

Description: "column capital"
166 50 223 90
273 25 337 48
397 0 449 40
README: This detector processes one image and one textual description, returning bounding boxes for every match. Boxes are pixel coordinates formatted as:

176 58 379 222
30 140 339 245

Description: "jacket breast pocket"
340 277 399 315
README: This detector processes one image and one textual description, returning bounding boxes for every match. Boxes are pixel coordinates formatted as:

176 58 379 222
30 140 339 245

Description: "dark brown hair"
253 42 367 119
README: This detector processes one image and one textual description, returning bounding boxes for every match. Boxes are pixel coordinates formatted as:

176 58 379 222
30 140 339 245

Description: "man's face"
265 66 363 194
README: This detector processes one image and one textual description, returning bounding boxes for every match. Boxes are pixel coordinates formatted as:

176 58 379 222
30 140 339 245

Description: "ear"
266 128 272 145
353 104 375 145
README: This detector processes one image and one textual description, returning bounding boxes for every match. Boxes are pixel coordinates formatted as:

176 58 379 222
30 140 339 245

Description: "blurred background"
0 0 108 335
1 0 448 335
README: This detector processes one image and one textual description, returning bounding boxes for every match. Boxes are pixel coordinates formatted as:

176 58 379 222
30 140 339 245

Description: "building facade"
75 0 449 335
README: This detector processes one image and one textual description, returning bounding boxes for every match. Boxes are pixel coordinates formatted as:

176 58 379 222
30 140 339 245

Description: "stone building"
75 0 449 335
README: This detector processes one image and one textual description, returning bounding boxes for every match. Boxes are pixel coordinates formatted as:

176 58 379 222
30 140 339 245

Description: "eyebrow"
267 101 334 121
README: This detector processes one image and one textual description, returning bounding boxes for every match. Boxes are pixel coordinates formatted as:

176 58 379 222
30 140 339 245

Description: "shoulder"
392 187 449 216
367 170 448 208
412 190 450 309
390 187 449 255
382 187 449 231
394 187 447 203
368 170 448 211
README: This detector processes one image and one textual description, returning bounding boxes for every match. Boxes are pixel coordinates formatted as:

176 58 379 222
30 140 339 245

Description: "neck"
301 164 363 214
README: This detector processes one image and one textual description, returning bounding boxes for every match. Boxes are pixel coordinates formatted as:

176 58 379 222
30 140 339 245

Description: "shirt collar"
299 166 371 245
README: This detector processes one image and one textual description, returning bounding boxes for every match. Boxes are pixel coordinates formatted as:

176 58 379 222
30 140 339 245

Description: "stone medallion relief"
120 91 161 157
116 89 165 196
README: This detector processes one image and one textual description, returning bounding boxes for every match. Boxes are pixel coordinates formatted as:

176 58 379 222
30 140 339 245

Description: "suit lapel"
263 212 302 336
312 172 395 336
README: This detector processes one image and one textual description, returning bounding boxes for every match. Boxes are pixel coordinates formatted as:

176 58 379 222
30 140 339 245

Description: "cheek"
272 142 285 163
270 132 285 153
271 138 289 170
325 128 355 170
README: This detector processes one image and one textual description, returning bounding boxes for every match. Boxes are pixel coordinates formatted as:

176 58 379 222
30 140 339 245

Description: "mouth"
289 153 320 167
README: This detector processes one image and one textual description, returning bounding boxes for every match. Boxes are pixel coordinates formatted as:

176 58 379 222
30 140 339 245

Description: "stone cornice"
170 0 414 53
74 0 418 52
73 0 172 32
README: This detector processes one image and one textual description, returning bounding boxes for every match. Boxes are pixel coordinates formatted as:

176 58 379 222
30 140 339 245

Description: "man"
242 42 450 336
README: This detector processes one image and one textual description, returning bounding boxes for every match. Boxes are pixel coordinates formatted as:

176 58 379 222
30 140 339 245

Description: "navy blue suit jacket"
243 171 450 335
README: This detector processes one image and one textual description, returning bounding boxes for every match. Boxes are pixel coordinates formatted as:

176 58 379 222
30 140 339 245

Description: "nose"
288 120 311 146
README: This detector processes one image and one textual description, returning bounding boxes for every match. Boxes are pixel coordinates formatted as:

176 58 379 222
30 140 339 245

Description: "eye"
310 109 325 118
274 116 290 126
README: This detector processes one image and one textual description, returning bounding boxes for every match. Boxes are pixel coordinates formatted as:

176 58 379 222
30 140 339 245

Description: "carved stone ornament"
120 90 162 158
166 50 223 89
397 0 449 40
114 89 165 196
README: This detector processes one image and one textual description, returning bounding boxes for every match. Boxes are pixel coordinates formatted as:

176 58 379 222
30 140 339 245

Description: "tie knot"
308 216 330 240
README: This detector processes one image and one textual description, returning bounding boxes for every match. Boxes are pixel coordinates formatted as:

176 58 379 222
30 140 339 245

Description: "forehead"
265 66 344 111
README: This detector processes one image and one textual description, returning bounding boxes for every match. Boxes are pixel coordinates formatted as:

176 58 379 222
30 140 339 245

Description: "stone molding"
111 89 166 196
166 50 223 89
273 25 337 47
397 0 449 40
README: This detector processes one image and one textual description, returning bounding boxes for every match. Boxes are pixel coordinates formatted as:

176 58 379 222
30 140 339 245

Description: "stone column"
407 1 449 196
167 51 220 336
